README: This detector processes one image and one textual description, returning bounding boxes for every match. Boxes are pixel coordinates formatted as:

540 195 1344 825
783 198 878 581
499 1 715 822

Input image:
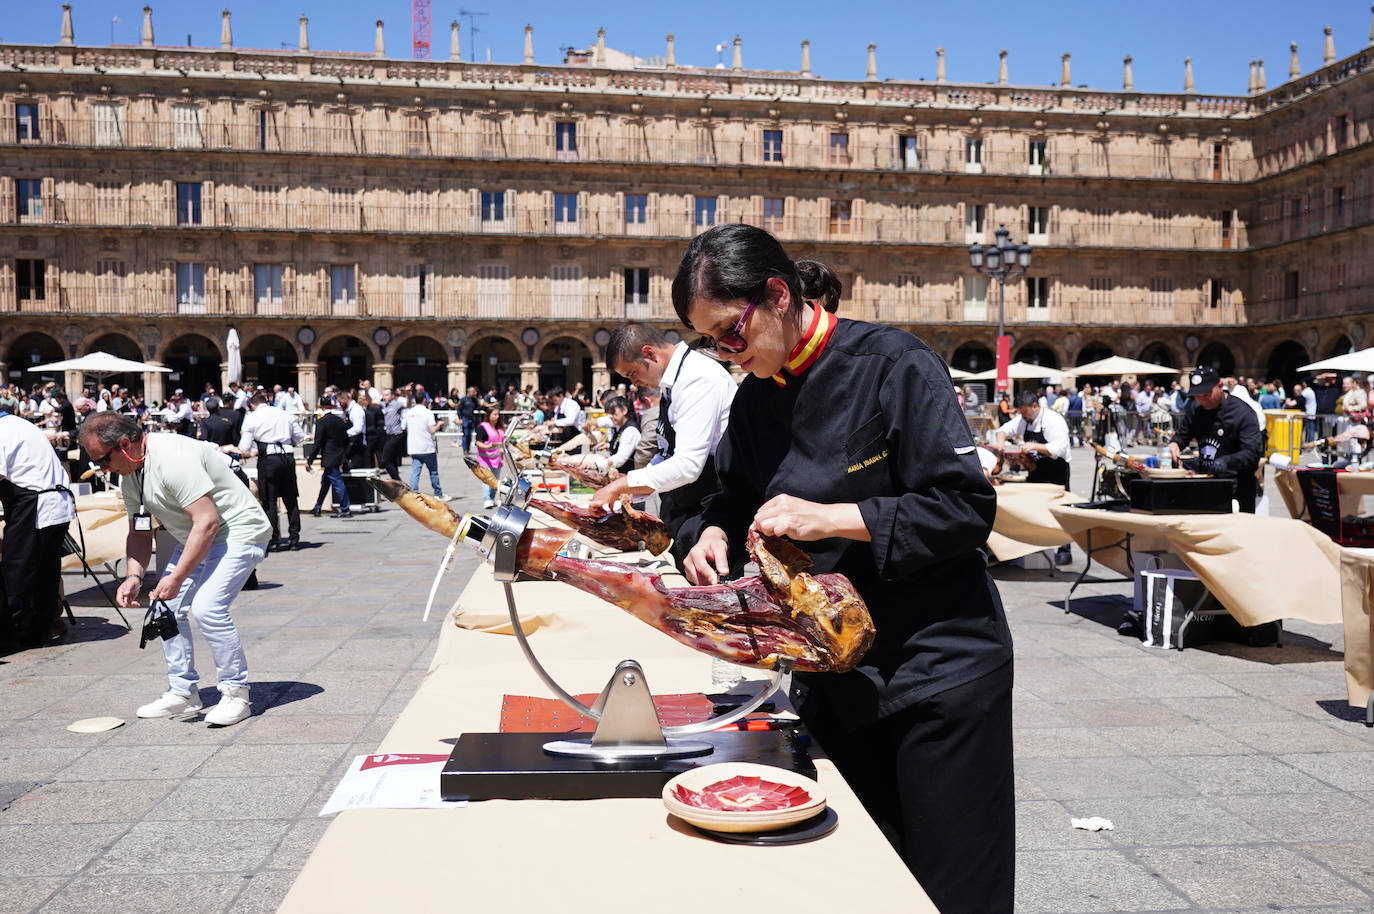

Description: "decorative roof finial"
800 39 811 76
60 3 75 46
595 27 605 66
732 35 742 71
936 46 946 83
1183 57 1195 93
666 33 676 67
997 49 1007 86
299 15 309 51
374 19 384 58
1289 42 1300 80
523 24 533 64
1060 52 1071 88
866 43 877 81
142 5 155 47
220 9 232 51
1247 59 1256 94
449 21 459 61
1323 25 1336 65
1256 57 1266 92
1122 55 1133 91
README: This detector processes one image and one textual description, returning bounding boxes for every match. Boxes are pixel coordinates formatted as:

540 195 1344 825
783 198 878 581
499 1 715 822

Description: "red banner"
995 335 1011 393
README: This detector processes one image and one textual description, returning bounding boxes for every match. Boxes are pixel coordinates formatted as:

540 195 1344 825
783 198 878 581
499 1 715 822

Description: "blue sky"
6 1 1372 97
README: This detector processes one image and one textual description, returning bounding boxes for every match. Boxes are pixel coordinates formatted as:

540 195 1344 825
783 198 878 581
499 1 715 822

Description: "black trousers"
801 662 1015 914
346 437 368 469
380 433 405 481
257 453 300 542
0 513 66 648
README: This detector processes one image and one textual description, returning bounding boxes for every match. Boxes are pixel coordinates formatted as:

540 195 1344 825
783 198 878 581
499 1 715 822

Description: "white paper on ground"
1070 816 1114 831
319 753 468 816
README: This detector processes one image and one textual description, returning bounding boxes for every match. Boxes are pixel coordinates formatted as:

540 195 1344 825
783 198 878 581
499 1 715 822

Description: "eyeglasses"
693 289 764 358
88 439 124 468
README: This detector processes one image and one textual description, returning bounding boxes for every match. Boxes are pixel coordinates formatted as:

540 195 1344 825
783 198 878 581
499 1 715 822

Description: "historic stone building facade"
2 7 1372 402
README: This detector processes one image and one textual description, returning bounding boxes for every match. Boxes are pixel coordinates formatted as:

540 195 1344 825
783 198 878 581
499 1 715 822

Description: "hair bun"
795 259 842 313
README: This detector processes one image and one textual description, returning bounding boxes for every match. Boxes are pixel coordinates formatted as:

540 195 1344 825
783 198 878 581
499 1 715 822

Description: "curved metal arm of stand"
503 581 791 733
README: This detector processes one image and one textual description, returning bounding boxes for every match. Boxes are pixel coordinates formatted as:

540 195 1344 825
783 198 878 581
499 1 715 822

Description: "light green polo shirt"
120 434 271 547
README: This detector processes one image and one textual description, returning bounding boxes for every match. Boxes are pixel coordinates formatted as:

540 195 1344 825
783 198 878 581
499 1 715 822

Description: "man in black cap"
1167 365 1264 513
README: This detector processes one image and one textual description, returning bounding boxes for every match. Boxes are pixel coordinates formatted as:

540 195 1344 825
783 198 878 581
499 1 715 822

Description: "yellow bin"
1265 409 1304 463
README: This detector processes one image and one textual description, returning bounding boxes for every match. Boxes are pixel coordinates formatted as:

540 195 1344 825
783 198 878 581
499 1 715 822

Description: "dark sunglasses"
88 437 129 469
693 289 765 358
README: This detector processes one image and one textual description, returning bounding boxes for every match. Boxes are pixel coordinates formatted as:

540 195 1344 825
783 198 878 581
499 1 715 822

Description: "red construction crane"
412 0 431 59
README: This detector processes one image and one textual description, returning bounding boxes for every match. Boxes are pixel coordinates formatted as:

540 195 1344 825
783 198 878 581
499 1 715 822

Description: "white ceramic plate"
663 762 826 833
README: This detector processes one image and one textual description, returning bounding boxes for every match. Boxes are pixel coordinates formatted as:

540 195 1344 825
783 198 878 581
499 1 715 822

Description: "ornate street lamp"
969 224 1032 392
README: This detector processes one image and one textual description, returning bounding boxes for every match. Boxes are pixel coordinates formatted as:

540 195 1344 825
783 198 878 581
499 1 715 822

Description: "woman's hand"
751 495 870 543
684 526 731 585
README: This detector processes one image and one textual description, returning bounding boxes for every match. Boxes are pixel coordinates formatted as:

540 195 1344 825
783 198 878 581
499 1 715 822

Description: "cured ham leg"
552 455 618 489
371 477 462 538
464 456 500 491
529 496 671 556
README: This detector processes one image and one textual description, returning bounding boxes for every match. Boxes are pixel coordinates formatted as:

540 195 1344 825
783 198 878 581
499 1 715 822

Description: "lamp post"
968 224 1032 393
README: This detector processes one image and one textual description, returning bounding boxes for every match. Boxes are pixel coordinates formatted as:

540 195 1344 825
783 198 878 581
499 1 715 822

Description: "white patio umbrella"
28 351 171 382
965 361 1061 381
947 366 975 380
1070 355 1178 376
1298 346 1374 374
225 328 243 385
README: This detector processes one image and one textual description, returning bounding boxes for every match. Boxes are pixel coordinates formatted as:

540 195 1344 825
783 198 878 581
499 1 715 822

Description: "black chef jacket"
1170 393 1263 509
701 319 1012 725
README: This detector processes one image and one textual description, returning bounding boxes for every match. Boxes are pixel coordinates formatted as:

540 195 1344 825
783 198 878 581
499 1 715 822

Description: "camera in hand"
139 601 180 649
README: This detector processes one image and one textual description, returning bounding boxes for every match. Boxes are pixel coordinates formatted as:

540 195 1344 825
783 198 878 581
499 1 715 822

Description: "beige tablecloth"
1273 466 1374 520
1049 505 1342 628
63 493 128 572
988 483 1085 561
1337 549 1374 709
279 562 931 913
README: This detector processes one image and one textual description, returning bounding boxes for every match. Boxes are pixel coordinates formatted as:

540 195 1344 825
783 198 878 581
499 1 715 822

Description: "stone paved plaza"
1 446 1371 913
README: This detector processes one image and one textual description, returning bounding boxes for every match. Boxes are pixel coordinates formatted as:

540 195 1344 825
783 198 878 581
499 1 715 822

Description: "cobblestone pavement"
1 446 1371 913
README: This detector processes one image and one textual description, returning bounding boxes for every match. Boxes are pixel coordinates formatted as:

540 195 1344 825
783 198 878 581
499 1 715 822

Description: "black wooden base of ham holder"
437 498 814 801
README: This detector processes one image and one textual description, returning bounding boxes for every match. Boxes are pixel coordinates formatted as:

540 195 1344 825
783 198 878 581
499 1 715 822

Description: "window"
1151 142 1170 177
480 190 505 222
1091 141 1108 170
405 114 427 154
1026 277 1050 315
403 263 430 317
555 121 578 159
329 187 356 230
1151 209 1171 242
761 197 785 232
477 263 510 317
16 104 39 143
553 192 578 225
1212 143 1224 179
329 111 353 150
1089 277 1113 314
963 275 988 319
1284 270 1300 300
16 259 44 305
694 196 717 228
1219 210 1233 249
550 265 583 318
93 102 122 146
16 180 42 222
624 268 650 307
1089 207 1111 242
96 181 124 223
1290 197 1303 233
1149 277 1174 313
330 265 356 311
829 132 849 165
829 199 851 235
965 203 985 242
257 110 270 151
176 262 206 313
624 193 648 225
1335 114 1349 150
251 184 282 227
762 129 783 163
254 264 283 312
176 182 202 225
1209 277 1231 309
900 136 919 170
1028 206 1049 243
173 105 203 149
895 273 920 317
965 137 983 173
694 125 715 164
1333 186 1347 222
96 259 125 308
1028 140 1047 174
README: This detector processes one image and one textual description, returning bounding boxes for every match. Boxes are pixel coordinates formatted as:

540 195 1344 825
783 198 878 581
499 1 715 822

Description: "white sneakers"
204 685 252 726
136 685 251 726
136 690 203 719
483 499 496 508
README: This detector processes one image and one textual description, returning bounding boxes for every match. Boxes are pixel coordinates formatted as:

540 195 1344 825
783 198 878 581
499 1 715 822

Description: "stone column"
65 369 83 396
591 361 610 393
519 361 540 392
373 361 394 391
0 360 8 385
447 361 467 397
144 365 166 405
296 361 318 407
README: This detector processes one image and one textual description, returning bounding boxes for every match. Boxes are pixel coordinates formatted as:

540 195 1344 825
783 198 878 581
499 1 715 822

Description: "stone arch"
949 342 994 373
1326 334 1354 359
6 331 64 385
162 333 223 398
1264 339 1310 388
1196 341 1236 377
466 333 523 395
1074 340 1115 366
1015 340 1060 369
311 328 381 365
241 333 299 391
317 334 376 392
1138 341 1177 368
87 332 142 361
240 328 304 362
393 332 447 393
536 335 594 394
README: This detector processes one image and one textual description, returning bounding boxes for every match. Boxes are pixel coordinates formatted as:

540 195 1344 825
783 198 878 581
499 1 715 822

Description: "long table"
987 482 1084 562
1336 548 1374 723
279 561 932 912
1048 505 1343 628
1273 466 1374 519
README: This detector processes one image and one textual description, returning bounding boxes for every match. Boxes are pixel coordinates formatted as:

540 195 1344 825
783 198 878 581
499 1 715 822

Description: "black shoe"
1117 609 1143 637
1054 548 1073 566
310 506 321 517
265 540 280 553
287 537 300 551
336 510 354 519
243 570 259 591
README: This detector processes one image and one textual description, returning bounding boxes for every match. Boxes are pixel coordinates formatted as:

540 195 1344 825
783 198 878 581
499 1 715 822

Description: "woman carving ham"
676 225 1014 914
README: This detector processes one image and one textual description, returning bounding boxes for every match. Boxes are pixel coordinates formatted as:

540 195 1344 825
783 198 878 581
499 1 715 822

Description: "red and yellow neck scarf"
773 306 838 387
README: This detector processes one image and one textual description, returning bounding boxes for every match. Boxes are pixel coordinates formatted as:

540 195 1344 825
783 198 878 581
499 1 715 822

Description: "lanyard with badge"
132 453 153 532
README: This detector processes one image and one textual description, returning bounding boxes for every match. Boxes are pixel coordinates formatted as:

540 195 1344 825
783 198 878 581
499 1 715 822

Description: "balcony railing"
8 194 1253 251
4 118 1262 182
1244 194 1374 249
